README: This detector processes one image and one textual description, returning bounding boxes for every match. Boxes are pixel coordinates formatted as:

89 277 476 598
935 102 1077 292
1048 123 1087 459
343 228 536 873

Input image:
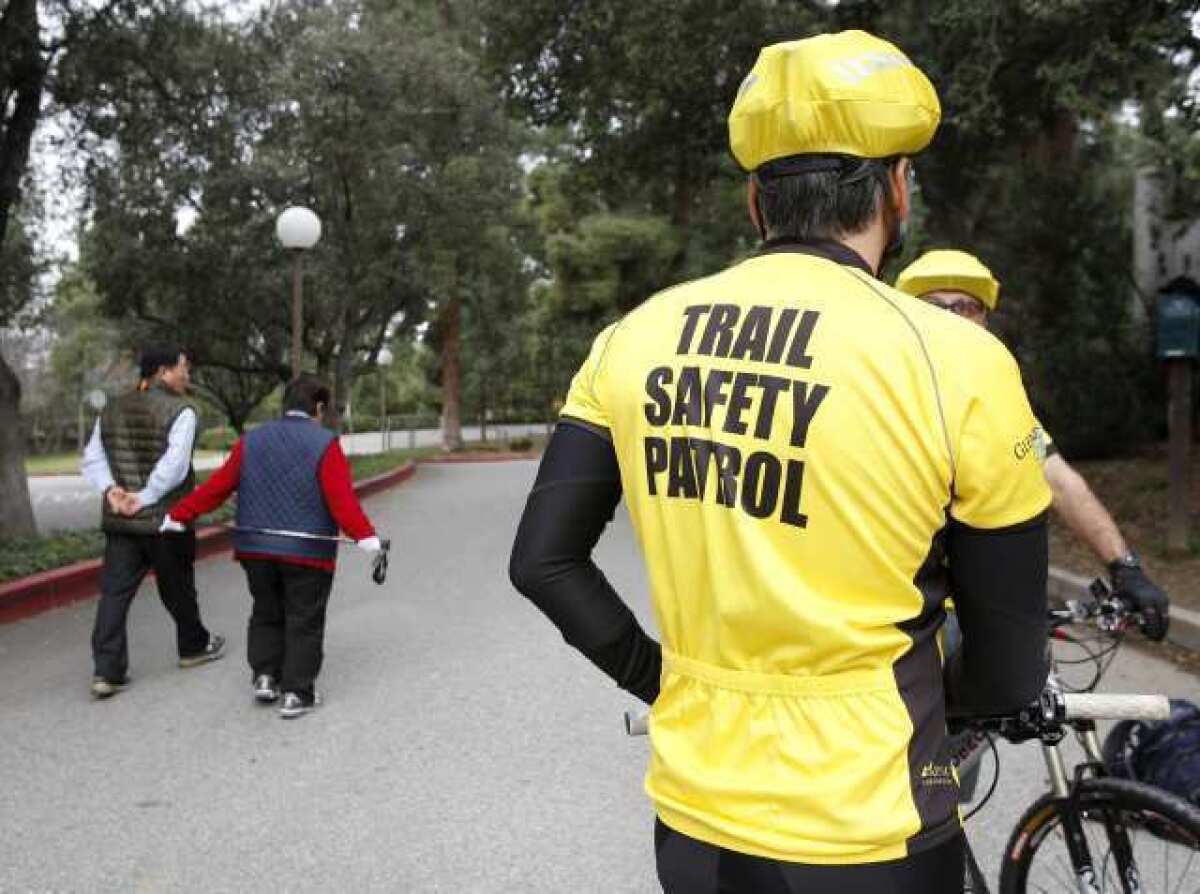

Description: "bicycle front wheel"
999 777 1200 893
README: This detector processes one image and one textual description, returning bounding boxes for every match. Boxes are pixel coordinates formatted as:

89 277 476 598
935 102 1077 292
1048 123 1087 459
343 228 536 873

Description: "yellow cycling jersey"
561 242 1051 864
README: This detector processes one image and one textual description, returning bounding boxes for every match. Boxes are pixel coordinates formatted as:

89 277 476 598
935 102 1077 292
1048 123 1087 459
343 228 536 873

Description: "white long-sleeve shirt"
80 408 198 506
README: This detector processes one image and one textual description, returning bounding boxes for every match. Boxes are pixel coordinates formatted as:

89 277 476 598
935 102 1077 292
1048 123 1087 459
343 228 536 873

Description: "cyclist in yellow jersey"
895 250 1169 642
511 31 1052 893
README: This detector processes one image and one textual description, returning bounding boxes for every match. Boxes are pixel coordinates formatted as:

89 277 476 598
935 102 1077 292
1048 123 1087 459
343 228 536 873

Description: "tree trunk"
0 0 46 250
440 295 463 451
670 161 696 279
0 350 37 537
671 157 693 229
329 333 356 433
478 373 489 443
229 409 247 435
0 0 46 538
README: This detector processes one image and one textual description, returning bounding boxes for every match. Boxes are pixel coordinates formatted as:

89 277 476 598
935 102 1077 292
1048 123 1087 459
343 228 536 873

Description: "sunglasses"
922 295 985 318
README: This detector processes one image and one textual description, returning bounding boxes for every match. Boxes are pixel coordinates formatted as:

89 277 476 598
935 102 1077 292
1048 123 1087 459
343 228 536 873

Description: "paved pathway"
0 462 1195 892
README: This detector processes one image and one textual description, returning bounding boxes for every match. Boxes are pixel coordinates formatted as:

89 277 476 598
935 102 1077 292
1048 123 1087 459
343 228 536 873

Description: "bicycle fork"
1041 728 1141 894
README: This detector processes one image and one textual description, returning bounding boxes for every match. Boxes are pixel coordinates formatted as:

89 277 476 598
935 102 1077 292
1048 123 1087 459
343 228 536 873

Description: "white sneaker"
279 691 321 719
253 674 280 704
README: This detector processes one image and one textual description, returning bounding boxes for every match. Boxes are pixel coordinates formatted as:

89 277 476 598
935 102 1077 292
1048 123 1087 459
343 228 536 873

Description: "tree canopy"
1 0 1198 538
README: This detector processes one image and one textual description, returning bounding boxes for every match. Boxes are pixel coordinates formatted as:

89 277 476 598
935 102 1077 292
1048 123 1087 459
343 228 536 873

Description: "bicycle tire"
999 777 1200 893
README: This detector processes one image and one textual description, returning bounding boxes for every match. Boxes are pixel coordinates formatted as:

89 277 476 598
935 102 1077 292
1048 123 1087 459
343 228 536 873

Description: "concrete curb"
422 451 538 464
1050 566 1200 654
0 461 417 626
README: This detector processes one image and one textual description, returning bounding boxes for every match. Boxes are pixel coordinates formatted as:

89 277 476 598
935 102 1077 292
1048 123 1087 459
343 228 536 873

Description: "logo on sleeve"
919 761 956 788
1013 426 1047 463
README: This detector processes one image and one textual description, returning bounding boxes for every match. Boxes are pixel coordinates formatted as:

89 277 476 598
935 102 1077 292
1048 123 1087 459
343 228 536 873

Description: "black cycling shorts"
655 818 965 894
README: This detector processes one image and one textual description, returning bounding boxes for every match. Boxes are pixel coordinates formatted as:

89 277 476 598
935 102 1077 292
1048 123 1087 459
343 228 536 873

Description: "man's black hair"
282 374 331 416
139 343 187 380
756 155 901 242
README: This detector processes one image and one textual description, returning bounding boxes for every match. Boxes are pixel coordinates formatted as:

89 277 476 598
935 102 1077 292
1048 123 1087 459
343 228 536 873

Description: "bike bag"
1103 698 1200 808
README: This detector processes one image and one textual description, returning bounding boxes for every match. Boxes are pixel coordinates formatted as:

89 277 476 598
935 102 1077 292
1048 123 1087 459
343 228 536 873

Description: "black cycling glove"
1110 561 1169 642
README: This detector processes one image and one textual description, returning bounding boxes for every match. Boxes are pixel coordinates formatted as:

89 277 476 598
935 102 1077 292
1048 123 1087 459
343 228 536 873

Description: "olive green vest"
100 383 197 535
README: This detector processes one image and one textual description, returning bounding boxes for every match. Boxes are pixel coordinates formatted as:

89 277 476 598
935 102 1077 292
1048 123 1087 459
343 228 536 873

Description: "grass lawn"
26 449 225 476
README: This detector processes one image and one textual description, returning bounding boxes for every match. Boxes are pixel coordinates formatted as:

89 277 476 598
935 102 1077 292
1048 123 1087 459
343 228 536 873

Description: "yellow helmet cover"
729 30 941 172
895 249 1001 310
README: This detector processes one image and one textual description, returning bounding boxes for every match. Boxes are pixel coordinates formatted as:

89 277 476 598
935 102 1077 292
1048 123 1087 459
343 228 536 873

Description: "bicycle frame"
1036 732 1120 894
963 674 1145 894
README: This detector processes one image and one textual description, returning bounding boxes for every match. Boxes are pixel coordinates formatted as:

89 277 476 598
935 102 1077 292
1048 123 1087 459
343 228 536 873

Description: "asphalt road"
1 461 1196 892
27 424 550 535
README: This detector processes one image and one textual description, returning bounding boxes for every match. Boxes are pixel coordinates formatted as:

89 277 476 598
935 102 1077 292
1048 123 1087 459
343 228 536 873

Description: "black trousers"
655 819 964 894
91 531 210 681
240 559 333 702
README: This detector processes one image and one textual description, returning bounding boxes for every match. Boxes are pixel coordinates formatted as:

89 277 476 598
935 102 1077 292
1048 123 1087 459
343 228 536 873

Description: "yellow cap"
728 31 941 172
895 249 1001 310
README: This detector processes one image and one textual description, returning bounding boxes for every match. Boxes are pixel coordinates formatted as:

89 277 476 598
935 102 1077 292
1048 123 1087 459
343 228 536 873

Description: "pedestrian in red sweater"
163 375 381 718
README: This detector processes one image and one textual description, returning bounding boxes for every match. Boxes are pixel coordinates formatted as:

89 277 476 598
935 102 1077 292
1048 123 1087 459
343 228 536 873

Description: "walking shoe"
279 691 321 719
179 633 226 668
90 676 129 699
253 674 281 704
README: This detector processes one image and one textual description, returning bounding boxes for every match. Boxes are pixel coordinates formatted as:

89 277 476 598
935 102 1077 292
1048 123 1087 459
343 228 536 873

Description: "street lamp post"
275 206 322 379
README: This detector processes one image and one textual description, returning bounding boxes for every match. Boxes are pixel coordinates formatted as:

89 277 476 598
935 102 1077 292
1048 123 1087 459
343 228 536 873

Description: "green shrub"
508 436 533 452
0 531 106 583
197 426 239 451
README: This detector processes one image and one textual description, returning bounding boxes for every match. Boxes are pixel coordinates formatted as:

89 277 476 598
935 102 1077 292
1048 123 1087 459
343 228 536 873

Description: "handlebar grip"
625 709 649 736
1060 693 1170 721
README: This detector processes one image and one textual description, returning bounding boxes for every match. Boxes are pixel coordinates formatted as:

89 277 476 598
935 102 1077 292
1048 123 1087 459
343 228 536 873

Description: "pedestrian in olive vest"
81 344 224 699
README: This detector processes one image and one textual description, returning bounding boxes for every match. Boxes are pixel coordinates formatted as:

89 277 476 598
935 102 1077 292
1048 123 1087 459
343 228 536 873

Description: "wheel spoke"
1168 826 1197 894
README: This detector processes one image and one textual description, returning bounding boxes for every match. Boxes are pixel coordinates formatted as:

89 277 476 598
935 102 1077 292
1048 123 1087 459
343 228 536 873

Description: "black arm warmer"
945 512 1050 716
508 420 661 704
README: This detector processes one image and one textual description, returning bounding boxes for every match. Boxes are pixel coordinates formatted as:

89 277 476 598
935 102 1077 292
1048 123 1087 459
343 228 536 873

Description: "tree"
0 0 191 535
83 165 295 432
46 266 119 449
67 0 530 450
249 1 440 428
479 2 824 394
480 0 823 232
0 0 49 536
453 222 533 438
487 0 1200 456
61 3 301 432
831 0 1200 455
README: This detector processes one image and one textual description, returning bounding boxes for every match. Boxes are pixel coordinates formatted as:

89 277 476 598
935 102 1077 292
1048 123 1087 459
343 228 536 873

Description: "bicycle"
625 589 1200 893
951 587 1200 892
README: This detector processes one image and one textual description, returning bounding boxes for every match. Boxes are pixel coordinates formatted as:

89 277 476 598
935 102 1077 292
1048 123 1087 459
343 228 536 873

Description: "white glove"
159 515 186 534
356 536 382 553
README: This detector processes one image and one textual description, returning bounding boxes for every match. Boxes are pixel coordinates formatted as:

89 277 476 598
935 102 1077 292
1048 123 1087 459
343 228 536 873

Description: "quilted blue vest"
234 416 338 562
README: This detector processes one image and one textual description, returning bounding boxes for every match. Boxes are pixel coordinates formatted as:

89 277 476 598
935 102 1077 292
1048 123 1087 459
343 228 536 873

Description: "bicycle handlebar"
1056 692 1170 722
625 710 649 736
